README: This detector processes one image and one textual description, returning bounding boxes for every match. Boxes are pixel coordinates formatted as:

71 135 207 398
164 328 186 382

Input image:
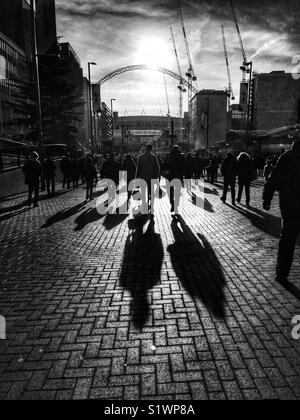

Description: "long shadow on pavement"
120 215 164 330
74 207 106 231
41 201 87 228
191 193 215 213
168 215 226 319
228 204 282 239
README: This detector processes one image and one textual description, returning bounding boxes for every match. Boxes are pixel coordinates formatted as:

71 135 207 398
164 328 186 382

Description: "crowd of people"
22 141 300 285
22 147 287 209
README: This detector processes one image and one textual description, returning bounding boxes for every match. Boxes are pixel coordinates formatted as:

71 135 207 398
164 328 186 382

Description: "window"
0 55 6 80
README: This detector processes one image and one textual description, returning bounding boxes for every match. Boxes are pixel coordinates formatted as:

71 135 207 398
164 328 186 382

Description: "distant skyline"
55 0 300 116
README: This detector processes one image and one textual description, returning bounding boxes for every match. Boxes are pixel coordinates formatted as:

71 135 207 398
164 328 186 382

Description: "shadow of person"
41 202 86 228
103 212 129 230
0 201 27 215
0 207 30 223
191 193 214 213
280 282 300 301
74 208 105 231
120 216 164 330
167 216 226 319
228 204 282 239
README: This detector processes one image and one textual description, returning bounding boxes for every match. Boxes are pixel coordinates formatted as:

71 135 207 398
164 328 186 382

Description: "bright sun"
136 37 172 68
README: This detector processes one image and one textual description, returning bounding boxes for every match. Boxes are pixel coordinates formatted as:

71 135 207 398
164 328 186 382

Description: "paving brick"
0 179 299 400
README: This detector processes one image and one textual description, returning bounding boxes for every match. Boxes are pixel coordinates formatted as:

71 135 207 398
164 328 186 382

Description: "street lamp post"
88 61 97 154
206 98 210 150
111 98 116 150
246 61 253 144
30 0 43 148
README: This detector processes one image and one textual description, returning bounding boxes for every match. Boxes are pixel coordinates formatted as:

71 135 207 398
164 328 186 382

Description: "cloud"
55 0 300 115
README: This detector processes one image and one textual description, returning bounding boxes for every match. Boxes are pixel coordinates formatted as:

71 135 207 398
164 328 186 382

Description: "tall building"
36 0 57 54
0 30 30 141
0 0 32 59
252 71 300 130
191 90 228 149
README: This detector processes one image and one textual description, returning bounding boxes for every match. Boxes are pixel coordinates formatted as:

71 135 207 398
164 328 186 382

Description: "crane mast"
178 0 196 81
229 0 249 82
178 0 197 143
170 26 186 122
221 25 235 101
163 73 171 117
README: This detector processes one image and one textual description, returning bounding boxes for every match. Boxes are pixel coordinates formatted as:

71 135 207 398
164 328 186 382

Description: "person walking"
43 156 56 197
60 154 72 189
136 144 160 213
84 158 97 201
185 153 194 193
102 153 120 186
71 157 80 189
23 151 42 207
263 140 300 284
237 152 253 206
121 155 137 202
164 145 186 214
220 153 238 205
263 159 274 182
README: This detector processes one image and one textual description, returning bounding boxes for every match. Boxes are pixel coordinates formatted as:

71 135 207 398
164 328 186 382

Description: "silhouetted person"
71 157 80 189
207 155 219 184
185 153 194 193
263 140 300 284
221 153 238 205
23 151 42 207
263 160 274 182
61 154 72 189
84 158 97 201
237 152 253 206
164 145 186 213
79 157 86 184
102 153 120 186
121 155 137 201
136 144 160 212
43 156 56 197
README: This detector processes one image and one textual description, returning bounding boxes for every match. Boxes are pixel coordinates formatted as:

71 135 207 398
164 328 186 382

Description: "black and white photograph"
0 0 300 405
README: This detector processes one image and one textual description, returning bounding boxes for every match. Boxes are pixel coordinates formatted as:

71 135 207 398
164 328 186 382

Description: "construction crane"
221 25 235 102
229 0 250 81
178 0 197 142
170 26 186 121
178 0 197 83
163 73 171 117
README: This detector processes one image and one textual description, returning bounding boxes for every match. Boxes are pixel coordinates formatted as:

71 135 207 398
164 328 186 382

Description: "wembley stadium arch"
96 64 198 94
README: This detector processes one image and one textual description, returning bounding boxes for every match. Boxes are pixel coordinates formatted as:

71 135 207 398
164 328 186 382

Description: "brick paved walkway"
0 178 300 400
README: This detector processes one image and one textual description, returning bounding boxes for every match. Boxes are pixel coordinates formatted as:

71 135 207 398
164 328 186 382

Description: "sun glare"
135 37 173 68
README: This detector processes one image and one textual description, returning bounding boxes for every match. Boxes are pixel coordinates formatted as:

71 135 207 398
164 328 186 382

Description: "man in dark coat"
221 153 238 205
263 140 300 284
102 153 120 186
60 154 72 189
23 151 42 207
84 158 98 200
164 145 186 213
43 156 56 197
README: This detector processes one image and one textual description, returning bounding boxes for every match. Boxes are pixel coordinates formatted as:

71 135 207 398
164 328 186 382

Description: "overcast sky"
55 0 300 116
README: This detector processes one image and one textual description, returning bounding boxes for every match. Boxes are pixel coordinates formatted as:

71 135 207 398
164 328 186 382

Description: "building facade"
191 90 228 149
0 31 31 141
252 71 300 131
113 115 185 153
